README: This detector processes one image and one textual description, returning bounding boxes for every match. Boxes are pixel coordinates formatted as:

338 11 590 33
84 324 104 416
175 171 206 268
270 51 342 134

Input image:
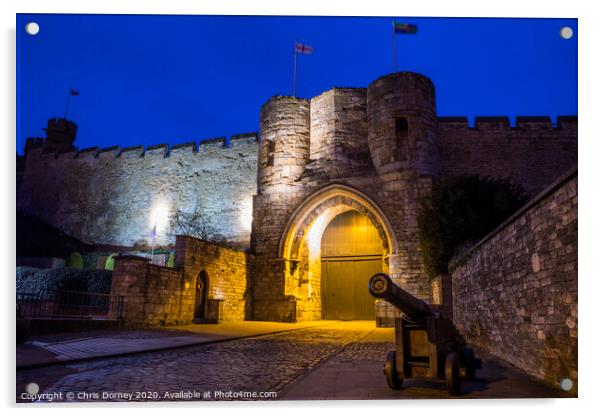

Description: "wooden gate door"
320 210 383 320
322 259 380 320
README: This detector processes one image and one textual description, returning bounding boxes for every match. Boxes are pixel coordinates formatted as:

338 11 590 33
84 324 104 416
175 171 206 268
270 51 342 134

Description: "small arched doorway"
321 210 382 320
194 271 209 320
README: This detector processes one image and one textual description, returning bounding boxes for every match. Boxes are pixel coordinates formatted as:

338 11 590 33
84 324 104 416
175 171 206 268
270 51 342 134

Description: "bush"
16 267 112 294
418 175 527 279
66 252 83 269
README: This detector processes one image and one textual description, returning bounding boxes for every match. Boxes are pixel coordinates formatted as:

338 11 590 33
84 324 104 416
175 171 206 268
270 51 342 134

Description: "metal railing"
17 289 124 319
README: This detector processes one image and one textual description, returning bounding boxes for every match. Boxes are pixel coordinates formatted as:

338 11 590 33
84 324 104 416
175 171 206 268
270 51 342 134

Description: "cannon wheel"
383 350 403 390
445 351 462 396
462 347 476 381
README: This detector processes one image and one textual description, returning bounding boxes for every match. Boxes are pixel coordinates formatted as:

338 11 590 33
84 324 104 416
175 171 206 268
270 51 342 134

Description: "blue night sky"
16 14 577 154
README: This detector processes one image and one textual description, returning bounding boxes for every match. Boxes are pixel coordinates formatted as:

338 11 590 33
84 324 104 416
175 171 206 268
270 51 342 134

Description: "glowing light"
149 199 171 236
240 197 253 232
306 212 330 259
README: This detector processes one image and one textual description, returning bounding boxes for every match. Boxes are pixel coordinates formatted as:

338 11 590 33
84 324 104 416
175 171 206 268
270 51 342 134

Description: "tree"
418 175 527 278
169 208 218 242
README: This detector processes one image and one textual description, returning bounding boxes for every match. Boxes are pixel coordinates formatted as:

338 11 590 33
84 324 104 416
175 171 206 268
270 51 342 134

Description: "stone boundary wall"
175 235 254 322
111 236 253 326
18 134 259 248
438 116 577 196
451 166 577 393
110 256 189 326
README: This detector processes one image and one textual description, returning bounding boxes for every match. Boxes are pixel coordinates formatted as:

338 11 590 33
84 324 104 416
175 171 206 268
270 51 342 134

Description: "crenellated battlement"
438 114 578 197
25 132 258 161
437 116 578 131
18 130 259 249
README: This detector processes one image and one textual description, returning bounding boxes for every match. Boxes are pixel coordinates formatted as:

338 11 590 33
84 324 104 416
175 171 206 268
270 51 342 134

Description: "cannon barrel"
368 273 434 322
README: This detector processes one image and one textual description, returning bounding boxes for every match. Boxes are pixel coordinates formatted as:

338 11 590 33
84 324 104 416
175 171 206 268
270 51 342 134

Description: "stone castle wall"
438 116 577 196
17 85 577 254
451 167 577 392
111 235 253 326
17 134 258 249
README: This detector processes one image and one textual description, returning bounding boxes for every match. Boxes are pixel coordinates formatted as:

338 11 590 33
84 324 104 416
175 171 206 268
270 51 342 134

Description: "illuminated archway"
280 184 398 260
278 184 398 320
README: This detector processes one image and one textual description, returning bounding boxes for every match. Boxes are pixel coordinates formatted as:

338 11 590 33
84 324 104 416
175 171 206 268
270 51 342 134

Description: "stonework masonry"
439 116 577 196
450 167 577 392
250 72 576 323
17 71 577 325
18 134 258 249
175 235 253 322
110 235 253 326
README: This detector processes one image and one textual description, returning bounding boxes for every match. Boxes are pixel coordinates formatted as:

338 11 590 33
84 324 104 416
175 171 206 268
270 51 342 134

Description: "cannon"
369 273 481 395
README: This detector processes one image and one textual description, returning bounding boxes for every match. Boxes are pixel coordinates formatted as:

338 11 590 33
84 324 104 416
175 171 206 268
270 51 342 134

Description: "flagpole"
151 224 157 265
64 86 72 119
392 22 397 72
293 40 298 97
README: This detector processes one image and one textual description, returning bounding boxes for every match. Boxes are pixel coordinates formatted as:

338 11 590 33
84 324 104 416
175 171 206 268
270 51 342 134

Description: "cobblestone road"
16 321 569 402
17 321 376 402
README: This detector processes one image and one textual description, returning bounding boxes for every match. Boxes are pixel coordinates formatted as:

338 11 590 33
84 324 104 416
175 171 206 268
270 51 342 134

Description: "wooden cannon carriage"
368 273 481 395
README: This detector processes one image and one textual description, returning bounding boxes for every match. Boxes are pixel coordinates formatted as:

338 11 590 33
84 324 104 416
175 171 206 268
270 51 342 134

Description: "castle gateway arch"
278 185 398 321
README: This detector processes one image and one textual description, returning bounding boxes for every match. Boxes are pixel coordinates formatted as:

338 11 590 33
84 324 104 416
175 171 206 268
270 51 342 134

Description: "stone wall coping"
147 143 168 151
311 87 367 101
170 141 197 151
261 95 310 110
120 145 145 159
450 164 577 270
368 71 435 89
24 132 259 161
200 137 226 148
100 146 120 153
230 133 258 145
78 146 100 156
175 234 253 256
147 262 182 273
121 145 145 152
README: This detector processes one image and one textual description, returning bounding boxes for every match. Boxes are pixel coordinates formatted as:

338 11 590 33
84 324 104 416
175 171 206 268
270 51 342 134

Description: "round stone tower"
258 96 310 193
367 72 440 179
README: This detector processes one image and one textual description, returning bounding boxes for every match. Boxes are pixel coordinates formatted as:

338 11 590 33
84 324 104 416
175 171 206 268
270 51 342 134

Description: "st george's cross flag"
295 42 313 55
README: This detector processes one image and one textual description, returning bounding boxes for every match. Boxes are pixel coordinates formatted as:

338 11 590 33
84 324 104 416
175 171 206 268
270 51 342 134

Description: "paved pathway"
30 336 207 361
17 321 329 368
281 325 571 400
16 321 570 402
